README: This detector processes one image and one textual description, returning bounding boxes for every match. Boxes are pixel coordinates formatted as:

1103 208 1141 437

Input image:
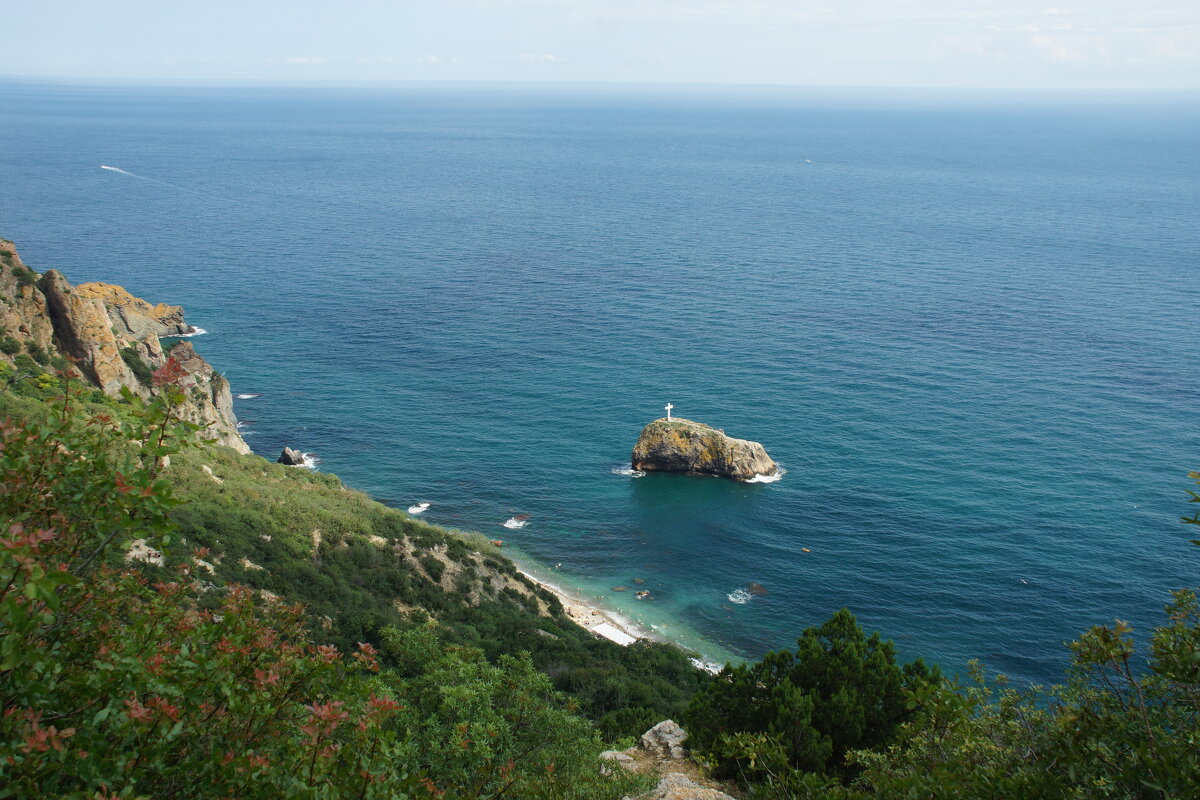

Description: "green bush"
0 336 19 355
121 345 154 386
0 370 427 798
419 554 445 583
10 264 37 287
685 608 938 784
23 341 48 365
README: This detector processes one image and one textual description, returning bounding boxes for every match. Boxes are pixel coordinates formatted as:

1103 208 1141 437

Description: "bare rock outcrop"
73 281 194 338
640 720 689 760
626 773 737 800
632 418 777 481
165 340 249 454
39 269 137 392
0 239 248 454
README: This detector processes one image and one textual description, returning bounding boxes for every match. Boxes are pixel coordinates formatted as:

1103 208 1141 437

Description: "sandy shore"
516 567 654 647
516 565 724 674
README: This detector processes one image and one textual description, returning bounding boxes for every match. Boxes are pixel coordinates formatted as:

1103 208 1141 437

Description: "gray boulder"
640 719 688 760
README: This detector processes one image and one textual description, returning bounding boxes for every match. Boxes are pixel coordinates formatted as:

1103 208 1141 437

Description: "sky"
3 0 1198 89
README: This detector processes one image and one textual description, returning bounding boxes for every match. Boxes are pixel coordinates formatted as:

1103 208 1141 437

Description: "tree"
684 608 938 787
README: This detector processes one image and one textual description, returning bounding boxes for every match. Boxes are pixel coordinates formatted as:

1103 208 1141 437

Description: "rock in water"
278 447 306 466
640 720 688 760
632 418 777 481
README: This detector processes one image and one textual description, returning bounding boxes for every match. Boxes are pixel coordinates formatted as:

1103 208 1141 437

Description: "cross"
665 403 673 421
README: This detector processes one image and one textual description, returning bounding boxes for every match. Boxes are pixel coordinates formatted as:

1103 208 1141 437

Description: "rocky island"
631 417 777 481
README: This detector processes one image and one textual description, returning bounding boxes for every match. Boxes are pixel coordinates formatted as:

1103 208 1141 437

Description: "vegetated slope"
0 363 656 800
0 236 705 740
165 442 708 737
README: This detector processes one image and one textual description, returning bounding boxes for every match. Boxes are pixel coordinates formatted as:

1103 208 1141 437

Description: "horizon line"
2 74 1198 95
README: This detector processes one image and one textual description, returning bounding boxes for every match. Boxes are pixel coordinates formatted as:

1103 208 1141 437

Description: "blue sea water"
2 81 1198 683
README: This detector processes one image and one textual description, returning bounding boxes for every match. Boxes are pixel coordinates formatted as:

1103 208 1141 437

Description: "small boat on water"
407 502 431 514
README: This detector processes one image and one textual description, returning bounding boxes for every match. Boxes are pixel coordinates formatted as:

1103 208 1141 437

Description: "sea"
2 80 1197 685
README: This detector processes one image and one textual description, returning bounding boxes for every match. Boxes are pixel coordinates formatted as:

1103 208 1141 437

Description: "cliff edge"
0 238 248 453
632 417 776 481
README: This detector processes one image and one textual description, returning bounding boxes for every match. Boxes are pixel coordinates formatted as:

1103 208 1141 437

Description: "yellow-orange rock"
632 418 776 481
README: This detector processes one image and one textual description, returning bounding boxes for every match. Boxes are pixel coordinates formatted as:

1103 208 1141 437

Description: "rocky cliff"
632 417 777 481
0 238 248 453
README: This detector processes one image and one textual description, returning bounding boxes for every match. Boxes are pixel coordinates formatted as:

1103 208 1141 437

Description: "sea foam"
284 453 319 470
744 468 784 484
611 463 646 478
727 588 752 604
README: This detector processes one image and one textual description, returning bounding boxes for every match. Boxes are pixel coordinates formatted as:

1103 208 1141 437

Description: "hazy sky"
4 0 1197 88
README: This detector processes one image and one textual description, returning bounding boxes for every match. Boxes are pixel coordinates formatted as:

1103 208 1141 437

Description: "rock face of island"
632 417 777 481
0 238 249 454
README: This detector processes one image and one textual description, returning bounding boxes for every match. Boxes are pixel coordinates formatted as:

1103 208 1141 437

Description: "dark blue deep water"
2 81 1197 682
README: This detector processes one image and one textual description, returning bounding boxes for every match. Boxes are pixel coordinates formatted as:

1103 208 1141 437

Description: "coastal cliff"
0 239 248 453
632 417 776 481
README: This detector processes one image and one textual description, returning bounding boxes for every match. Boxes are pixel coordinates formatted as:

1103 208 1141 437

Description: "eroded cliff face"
631 418 777 481
0 239 249 454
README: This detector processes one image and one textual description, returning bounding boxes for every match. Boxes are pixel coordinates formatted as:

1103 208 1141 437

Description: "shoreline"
514 560 725 674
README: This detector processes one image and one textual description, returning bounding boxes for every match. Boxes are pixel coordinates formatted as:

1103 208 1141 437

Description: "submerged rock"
631 418 777 481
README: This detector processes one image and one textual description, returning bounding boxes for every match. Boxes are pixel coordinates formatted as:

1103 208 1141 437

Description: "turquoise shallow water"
2 82 1198 682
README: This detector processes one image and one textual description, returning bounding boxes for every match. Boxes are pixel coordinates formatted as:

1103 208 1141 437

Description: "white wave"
690 657 723 675
285 453 319 470
503 517 528 530
727 588 752 604
236 393 261 400
745 467 785 484
174 327 207 337
611 463 646 478
407 502 430 514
